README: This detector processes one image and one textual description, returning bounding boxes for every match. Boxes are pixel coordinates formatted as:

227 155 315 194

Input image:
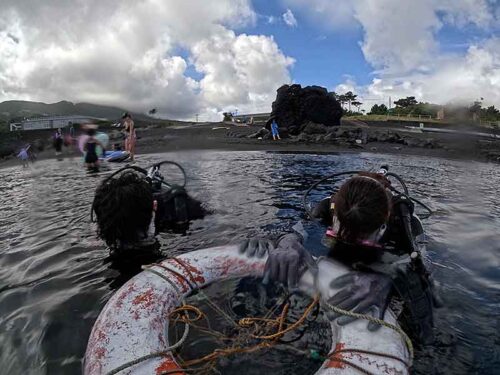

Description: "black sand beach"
2 118 500 168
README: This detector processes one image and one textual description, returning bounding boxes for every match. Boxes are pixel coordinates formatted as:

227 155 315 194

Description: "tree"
337 94 347 109
222 112 233 122
352 101 363 112
369 104 388 115
469 101 482 120
394 96 418 108
343 91 357 112
484 105 499 117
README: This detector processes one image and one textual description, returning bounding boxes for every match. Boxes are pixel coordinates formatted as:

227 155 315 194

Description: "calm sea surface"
0 151 499 374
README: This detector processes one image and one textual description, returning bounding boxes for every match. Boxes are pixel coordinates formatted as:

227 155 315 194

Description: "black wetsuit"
312 195 437 344
153 185 207 231
85 141 99 164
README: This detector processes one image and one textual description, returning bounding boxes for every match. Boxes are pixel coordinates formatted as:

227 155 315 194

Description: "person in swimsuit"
122 113 136 161
83 127 105 169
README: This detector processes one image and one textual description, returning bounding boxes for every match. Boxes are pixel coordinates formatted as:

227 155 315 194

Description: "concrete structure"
10 115 104 131
232 112 270 124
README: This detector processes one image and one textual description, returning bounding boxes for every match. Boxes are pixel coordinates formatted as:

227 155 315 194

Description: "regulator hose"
303 169 433 220
90 161 187 222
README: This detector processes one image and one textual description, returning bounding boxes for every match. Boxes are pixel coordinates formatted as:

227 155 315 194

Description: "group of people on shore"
81 112 136 169
18 112 137 168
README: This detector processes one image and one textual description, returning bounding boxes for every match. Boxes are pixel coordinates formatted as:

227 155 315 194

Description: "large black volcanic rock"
266 84 342 135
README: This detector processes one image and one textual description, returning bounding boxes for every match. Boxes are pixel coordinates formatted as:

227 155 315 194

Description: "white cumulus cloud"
288 0 500 107
0 0 293 120
283 9 298 27
283 0 356 30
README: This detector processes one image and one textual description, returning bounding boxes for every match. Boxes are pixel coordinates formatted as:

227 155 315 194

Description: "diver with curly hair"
92 163 207 263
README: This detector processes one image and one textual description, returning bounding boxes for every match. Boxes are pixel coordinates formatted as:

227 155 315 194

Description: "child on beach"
17 145 31 167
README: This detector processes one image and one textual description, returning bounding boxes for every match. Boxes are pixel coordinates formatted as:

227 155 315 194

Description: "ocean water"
0 151 499 374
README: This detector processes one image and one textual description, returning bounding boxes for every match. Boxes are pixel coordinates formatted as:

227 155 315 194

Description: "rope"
333 349 409 368
171 257 239 328
104 323 190 375
104 265 193 375
104 259 412 375
240 296 320 340
323 300 414 366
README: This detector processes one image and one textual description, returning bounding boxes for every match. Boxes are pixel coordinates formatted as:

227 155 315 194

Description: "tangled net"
105 260 412 375
166 281 324 375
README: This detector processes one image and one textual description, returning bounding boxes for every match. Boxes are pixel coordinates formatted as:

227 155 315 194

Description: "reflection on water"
0 151 499 374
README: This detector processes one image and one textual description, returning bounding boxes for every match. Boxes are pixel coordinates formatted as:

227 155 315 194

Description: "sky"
0 0 499 120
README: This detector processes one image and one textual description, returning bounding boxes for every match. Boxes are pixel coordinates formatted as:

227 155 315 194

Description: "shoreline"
1 121 499 169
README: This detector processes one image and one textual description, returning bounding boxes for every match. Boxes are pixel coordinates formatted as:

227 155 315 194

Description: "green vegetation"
329 90 500 125
332 91 363 114
222 112 233 122
0 120 8 133
369 104 389 115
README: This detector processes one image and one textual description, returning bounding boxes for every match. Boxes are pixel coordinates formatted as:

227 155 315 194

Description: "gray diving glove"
327 271 393 331
239 222 317 289
264 222 317 289
238 238 275 258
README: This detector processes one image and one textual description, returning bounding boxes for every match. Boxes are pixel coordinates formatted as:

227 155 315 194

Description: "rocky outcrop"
267 84 343 135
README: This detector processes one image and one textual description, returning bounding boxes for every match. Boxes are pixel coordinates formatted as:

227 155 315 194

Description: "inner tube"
84 245 409 374
102 151 130 163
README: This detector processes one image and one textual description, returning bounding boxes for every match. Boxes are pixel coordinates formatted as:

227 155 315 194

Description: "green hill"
0 100 153 122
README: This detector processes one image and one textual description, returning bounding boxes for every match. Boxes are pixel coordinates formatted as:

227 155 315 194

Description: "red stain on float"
115 282 137 309
155 357 184 375
96 329 107 342
167 258 205 285
219 257 235 276
132 288 156 309
94 346 107 361
171 274 190 293
326 343 346 369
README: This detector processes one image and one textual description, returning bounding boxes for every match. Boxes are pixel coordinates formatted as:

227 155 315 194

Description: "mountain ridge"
0 100 154 121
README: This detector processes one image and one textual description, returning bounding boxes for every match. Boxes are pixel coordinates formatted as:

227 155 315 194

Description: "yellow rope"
161 256 413 372
239 296 320 340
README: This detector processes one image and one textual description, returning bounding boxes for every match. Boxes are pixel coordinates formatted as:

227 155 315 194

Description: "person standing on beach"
122 113 136 161
53 128 63 155
271 118 281 140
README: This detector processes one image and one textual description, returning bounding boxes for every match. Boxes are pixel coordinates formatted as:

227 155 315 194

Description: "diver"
92 162 207 264
240 166 441 345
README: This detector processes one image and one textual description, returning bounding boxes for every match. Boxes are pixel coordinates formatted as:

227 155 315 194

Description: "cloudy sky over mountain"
0 0 499 119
